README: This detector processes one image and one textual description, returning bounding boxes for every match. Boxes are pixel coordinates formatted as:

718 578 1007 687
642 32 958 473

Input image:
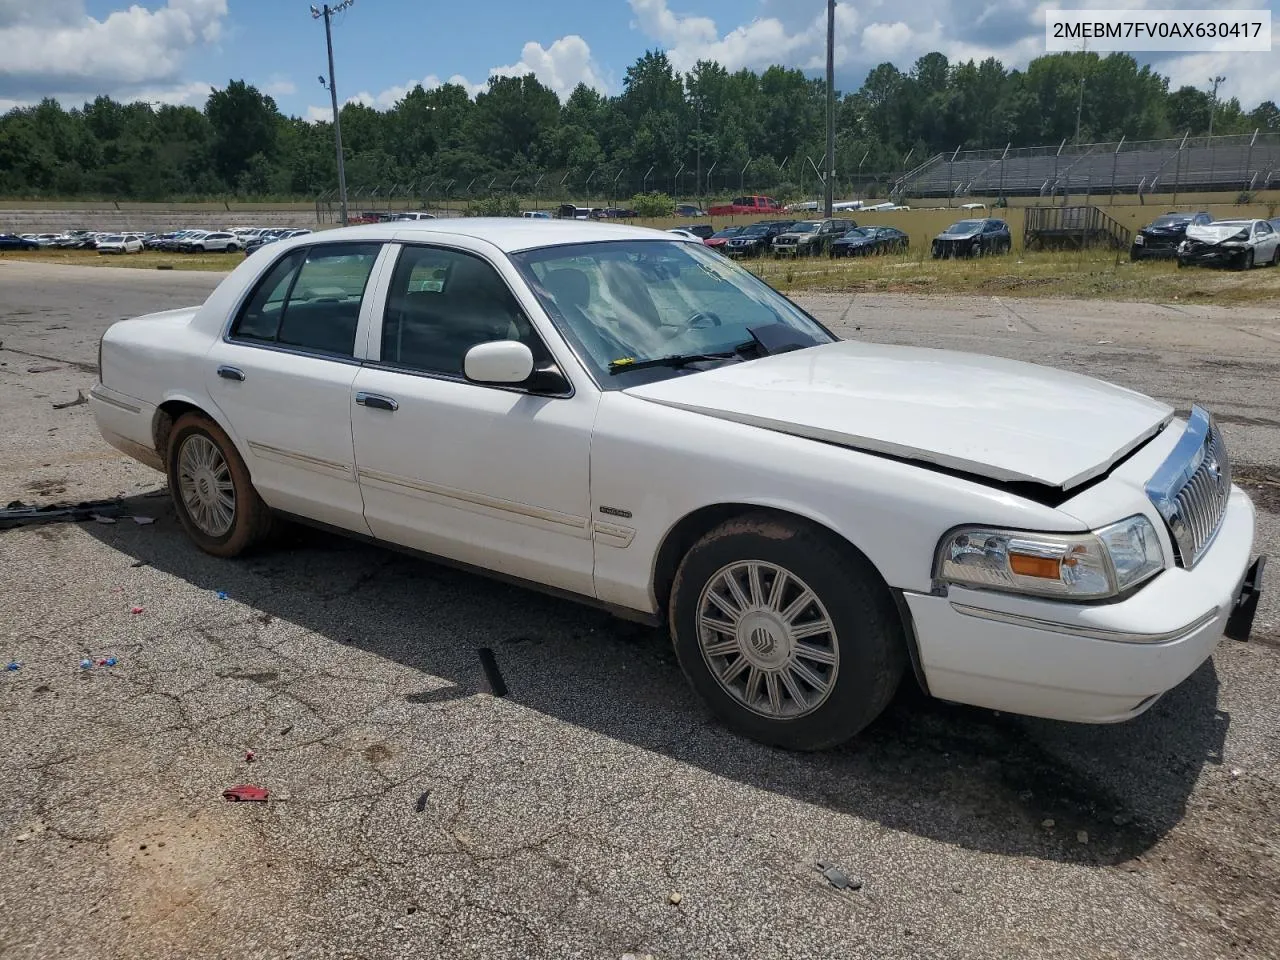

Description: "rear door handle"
356 392 398 412
216 365 245 382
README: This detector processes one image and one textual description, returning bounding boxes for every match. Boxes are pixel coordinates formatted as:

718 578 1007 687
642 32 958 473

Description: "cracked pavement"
1 260 1278 959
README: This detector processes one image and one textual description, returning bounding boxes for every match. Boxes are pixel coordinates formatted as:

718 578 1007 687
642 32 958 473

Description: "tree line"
1 49 1277 202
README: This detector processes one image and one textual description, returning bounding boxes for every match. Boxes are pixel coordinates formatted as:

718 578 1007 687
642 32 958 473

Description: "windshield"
711 227 743 239
1152 216 1191 227
841 228 869 239
511 240 834 387
789 222 820 234
945 220 983 233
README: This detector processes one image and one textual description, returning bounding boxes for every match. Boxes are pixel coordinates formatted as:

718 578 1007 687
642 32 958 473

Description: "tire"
226 244 239 253
1240 249 1254 271
1177 257 1187 269
166 412 274 557
1272 245 1280 267
668 512 907 751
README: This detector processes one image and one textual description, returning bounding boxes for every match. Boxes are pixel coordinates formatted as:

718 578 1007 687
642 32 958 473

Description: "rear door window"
230 243 382 358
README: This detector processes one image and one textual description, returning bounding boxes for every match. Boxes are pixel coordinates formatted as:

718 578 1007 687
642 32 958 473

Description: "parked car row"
667 219 915 260
1 226 316 256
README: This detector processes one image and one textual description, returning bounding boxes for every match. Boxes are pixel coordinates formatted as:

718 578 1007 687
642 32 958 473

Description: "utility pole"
1074 39 1086 144
824 0 835 217
1208 74 1226 137
313 1 354 227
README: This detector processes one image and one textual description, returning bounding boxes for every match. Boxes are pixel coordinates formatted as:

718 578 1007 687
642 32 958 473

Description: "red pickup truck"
706 195 783 216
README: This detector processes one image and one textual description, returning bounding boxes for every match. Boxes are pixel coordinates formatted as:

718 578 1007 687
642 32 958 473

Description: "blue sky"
2 0 1277 117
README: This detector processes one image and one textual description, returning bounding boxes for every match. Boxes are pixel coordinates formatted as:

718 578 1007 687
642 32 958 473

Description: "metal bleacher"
896 132 1280 199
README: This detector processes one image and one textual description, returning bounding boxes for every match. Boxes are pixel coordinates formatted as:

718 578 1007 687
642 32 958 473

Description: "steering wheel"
686 311 722 328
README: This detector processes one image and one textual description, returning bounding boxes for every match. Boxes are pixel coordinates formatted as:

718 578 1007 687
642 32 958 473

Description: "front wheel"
167 412 274 557
1239 249 1255 271
668 513 907 751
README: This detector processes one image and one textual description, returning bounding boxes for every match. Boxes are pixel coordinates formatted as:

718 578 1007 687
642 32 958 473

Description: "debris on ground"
222 784 269 803
79 659 92 670
93 515 116 524
1077 830 1090 844
130 560 147 568
816 863 863 890
131 516 155 525
668 892 682 905
1041 818 1056 828
0 498 126 530
130 606 144 615
51 389 88 410
245 750 256 763
5 661 20 672
415 791 430 813
215 590 229 600
26 364 60 373
477 647 508 697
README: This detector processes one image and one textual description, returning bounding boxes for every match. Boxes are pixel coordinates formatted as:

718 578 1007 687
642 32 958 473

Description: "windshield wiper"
608 350 740 374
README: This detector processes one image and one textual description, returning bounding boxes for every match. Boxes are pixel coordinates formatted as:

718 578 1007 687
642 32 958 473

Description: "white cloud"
306 33 608 121
628 0 860 74
490 35 609 99
0 0 228 101
128 79 218 107
305 72 485 122
264 76 297 98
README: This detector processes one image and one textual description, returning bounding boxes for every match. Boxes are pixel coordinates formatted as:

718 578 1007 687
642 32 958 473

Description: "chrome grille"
1145 406 1231 568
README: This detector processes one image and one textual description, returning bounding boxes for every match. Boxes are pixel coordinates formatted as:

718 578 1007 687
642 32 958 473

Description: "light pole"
312 1 354 227
1208 74 1227 137
824 0 835 217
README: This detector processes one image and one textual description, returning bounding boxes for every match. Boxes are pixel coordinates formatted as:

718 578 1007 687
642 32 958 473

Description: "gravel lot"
1 261 1277 960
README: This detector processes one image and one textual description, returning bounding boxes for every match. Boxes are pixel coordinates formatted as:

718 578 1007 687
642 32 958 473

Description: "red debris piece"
130 606 144 615
222 784 269 802
245 750 256 763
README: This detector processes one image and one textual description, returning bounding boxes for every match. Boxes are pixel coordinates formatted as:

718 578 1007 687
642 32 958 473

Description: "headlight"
935 515 1164 600
1134 235 1144 244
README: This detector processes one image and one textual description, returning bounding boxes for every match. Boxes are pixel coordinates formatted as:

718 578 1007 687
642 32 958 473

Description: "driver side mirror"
464 340 534 384
463 340 570 394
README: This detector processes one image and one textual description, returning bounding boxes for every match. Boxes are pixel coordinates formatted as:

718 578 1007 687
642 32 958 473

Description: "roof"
299 217 675 253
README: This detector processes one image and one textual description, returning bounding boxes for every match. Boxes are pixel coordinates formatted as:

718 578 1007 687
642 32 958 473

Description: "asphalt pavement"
1 260 1277 960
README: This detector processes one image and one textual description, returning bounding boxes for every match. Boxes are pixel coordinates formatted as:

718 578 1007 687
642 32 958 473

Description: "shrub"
631 191 676 218
467 195 521 217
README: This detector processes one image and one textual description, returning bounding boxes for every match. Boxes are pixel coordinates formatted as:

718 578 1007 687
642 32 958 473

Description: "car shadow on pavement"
83 495 1229 867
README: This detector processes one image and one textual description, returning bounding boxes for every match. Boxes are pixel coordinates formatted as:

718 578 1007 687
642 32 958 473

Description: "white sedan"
90 220 1264 750
96 234 144 254
1180 219 1280 269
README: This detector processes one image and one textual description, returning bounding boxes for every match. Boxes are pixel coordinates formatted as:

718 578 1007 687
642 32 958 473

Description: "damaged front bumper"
1177 240 1250 266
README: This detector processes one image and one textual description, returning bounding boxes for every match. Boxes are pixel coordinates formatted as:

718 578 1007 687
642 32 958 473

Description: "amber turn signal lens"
1009 552 1062 579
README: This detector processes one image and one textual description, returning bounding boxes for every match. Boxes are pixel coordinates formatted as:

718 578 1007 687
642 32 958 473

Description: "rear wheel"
668 513 907 751
166 412 273 557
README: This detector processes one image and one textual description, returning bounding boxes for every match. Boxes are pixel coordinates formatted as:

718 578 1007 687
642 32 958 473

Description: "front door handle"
356 391 398 412
216 365 245 382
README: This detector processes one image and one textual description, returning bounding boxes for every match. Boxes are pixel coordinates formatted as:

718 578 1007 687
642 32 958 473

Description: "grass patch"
743 248 1280 304
0 249 238 272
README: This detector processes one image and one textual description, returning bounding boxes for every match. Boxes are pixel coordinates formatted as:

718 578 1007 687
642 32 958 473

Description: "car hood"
623 340 1173 489
1186 223 1249 243
778 232 818 240
936 229 981 240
